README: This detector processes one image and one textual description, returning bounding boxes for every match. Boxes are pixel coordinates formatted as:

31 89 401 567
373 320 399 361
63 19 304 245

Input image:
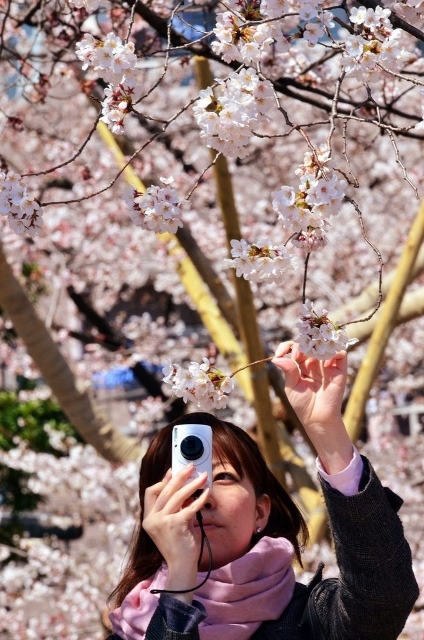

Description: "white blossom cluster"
0 171 43 236
272 146 346 252
297 299 358 359
123 177 186 233
75 32 139 134
162 358 235 410
193 68 275 158
75 32 137 85
342 6 410 81
225 238 298 282
210 0 411 80
100 83 136 135
211 0 332 64
212 8 276 64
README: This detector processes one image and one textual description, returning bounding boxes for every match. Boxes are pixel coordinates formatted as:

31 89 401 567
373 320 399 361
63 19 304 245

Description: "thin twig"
21 114 101 178
302 253 311 304
387 128 420 200
230 355 274 378
341 197 383 326
185 154 221 200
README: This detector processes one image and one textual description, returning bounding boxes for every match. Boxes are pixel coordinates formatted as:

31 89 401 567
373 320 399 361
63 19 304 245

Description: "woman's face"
194 458 270 571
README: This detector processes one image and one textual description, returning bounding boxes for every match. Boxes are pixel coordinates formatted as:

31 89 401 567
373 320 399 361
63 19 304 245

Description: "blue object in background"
92 362 163 390
93 367 137 390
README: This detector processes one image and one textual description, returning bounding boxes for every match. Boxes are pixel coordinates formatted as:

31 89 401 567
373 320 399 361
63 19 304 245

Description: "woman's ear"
255 493 271 532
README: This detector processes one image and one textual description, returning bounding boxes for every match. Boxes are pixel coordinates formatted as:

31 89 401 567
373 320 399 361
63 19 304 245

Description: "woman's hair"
110 411 308 607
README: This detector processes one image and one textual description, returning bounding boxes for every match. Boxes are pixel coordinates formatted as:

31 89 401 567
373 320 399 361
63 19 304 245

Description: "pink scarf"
109 536 296 640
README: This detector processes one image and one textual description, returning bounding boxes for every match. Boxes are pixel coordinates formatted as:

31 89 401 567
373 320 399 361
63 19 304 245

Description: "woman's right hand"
142 464 210 602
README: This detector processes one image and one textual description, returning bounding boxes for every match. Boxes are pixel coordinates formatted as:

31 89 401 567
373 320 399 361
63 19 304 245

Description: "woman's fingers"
273 340 295 359
145 465 209 517
274 342 347 384
272 341 305 387
323 350 347 370
144 468 172 513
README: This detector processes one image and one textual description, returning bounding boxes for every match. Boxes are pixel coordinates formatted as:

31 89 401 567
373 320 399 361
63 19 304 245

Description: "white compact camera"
172 423 213 493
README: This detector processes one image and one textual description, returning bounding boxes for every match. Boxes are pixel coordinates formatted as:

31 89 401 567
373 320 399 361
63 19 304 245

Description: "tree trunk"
0 241 142 462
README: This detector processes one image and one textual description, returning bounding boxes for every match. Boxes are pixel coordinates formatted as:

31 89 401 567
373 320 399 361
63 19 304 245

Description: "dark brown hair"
110 412 308 607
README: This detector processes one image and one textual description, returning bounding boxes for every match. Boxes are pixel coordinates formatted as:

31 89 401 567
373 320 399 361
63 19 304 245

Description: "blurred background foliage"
0 391 82 548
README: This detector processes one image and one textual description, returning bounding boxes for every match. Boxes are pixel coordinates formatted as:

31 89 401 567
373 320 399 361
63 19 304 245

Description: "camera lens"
180 435 204 460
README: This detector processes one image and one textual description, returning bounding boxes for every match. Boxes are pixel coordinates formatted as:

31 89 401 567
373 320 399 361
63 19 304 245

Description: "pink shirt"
317 446 363 496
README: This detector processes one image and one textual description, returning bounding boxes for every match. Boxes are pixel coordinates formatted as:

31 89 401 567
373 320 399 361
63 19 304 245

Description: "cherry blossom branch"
0 543 27 558
131 3 180 105
185 154 220 200
387 129 420 200
123 0 138 46
341 196 383 326
360 0 424 42
341 118 359 188
0 0 13 60
376 63 424 89
302 253 311 304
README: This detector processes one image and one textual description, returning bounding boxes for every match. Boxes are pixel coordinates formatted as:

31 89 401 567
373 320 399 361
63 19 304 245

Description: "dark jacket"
107 457 419 640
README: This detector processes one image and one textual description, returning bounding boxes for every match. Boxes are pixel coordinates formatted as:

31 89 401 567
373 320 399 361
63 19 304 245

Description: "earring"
256 527 261 534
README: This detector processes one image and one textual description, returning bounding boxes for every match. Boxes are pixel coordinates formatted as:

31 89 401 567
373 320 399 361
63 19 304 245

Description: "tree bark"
0 241 142 462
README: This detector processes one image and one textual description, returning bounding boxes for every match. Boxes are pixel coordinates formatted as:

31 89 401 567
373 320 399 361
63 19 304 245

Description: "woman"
106 342 419 639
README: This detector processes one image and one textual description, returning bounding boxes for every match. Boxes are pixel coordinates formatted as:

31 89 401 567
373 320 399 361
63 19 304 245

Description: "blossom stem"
302 252 310 303
230 355 274 378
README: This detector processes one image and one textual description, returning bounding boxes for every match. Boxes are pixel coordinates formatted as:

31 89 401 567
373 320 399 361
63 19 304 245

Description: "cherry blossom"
75 32 137 85
193 68 275 158
272 154 346 242
162 359 235 410
0 171 43 236
68 0 105 10
225 238 298 282
75 32 139 132
297 300 358 359
124 177 186 233
212 10 274 64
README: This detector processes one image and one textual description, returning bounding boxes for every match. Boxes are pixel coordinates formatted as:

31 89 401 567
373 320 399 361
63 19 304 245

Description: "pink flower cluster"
162 358 235 410
193 68 275 158
0 171 42 236
272 147 346 253
123 177 186 234
226 238 298 283
297 300 358 359
76 32 139 134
